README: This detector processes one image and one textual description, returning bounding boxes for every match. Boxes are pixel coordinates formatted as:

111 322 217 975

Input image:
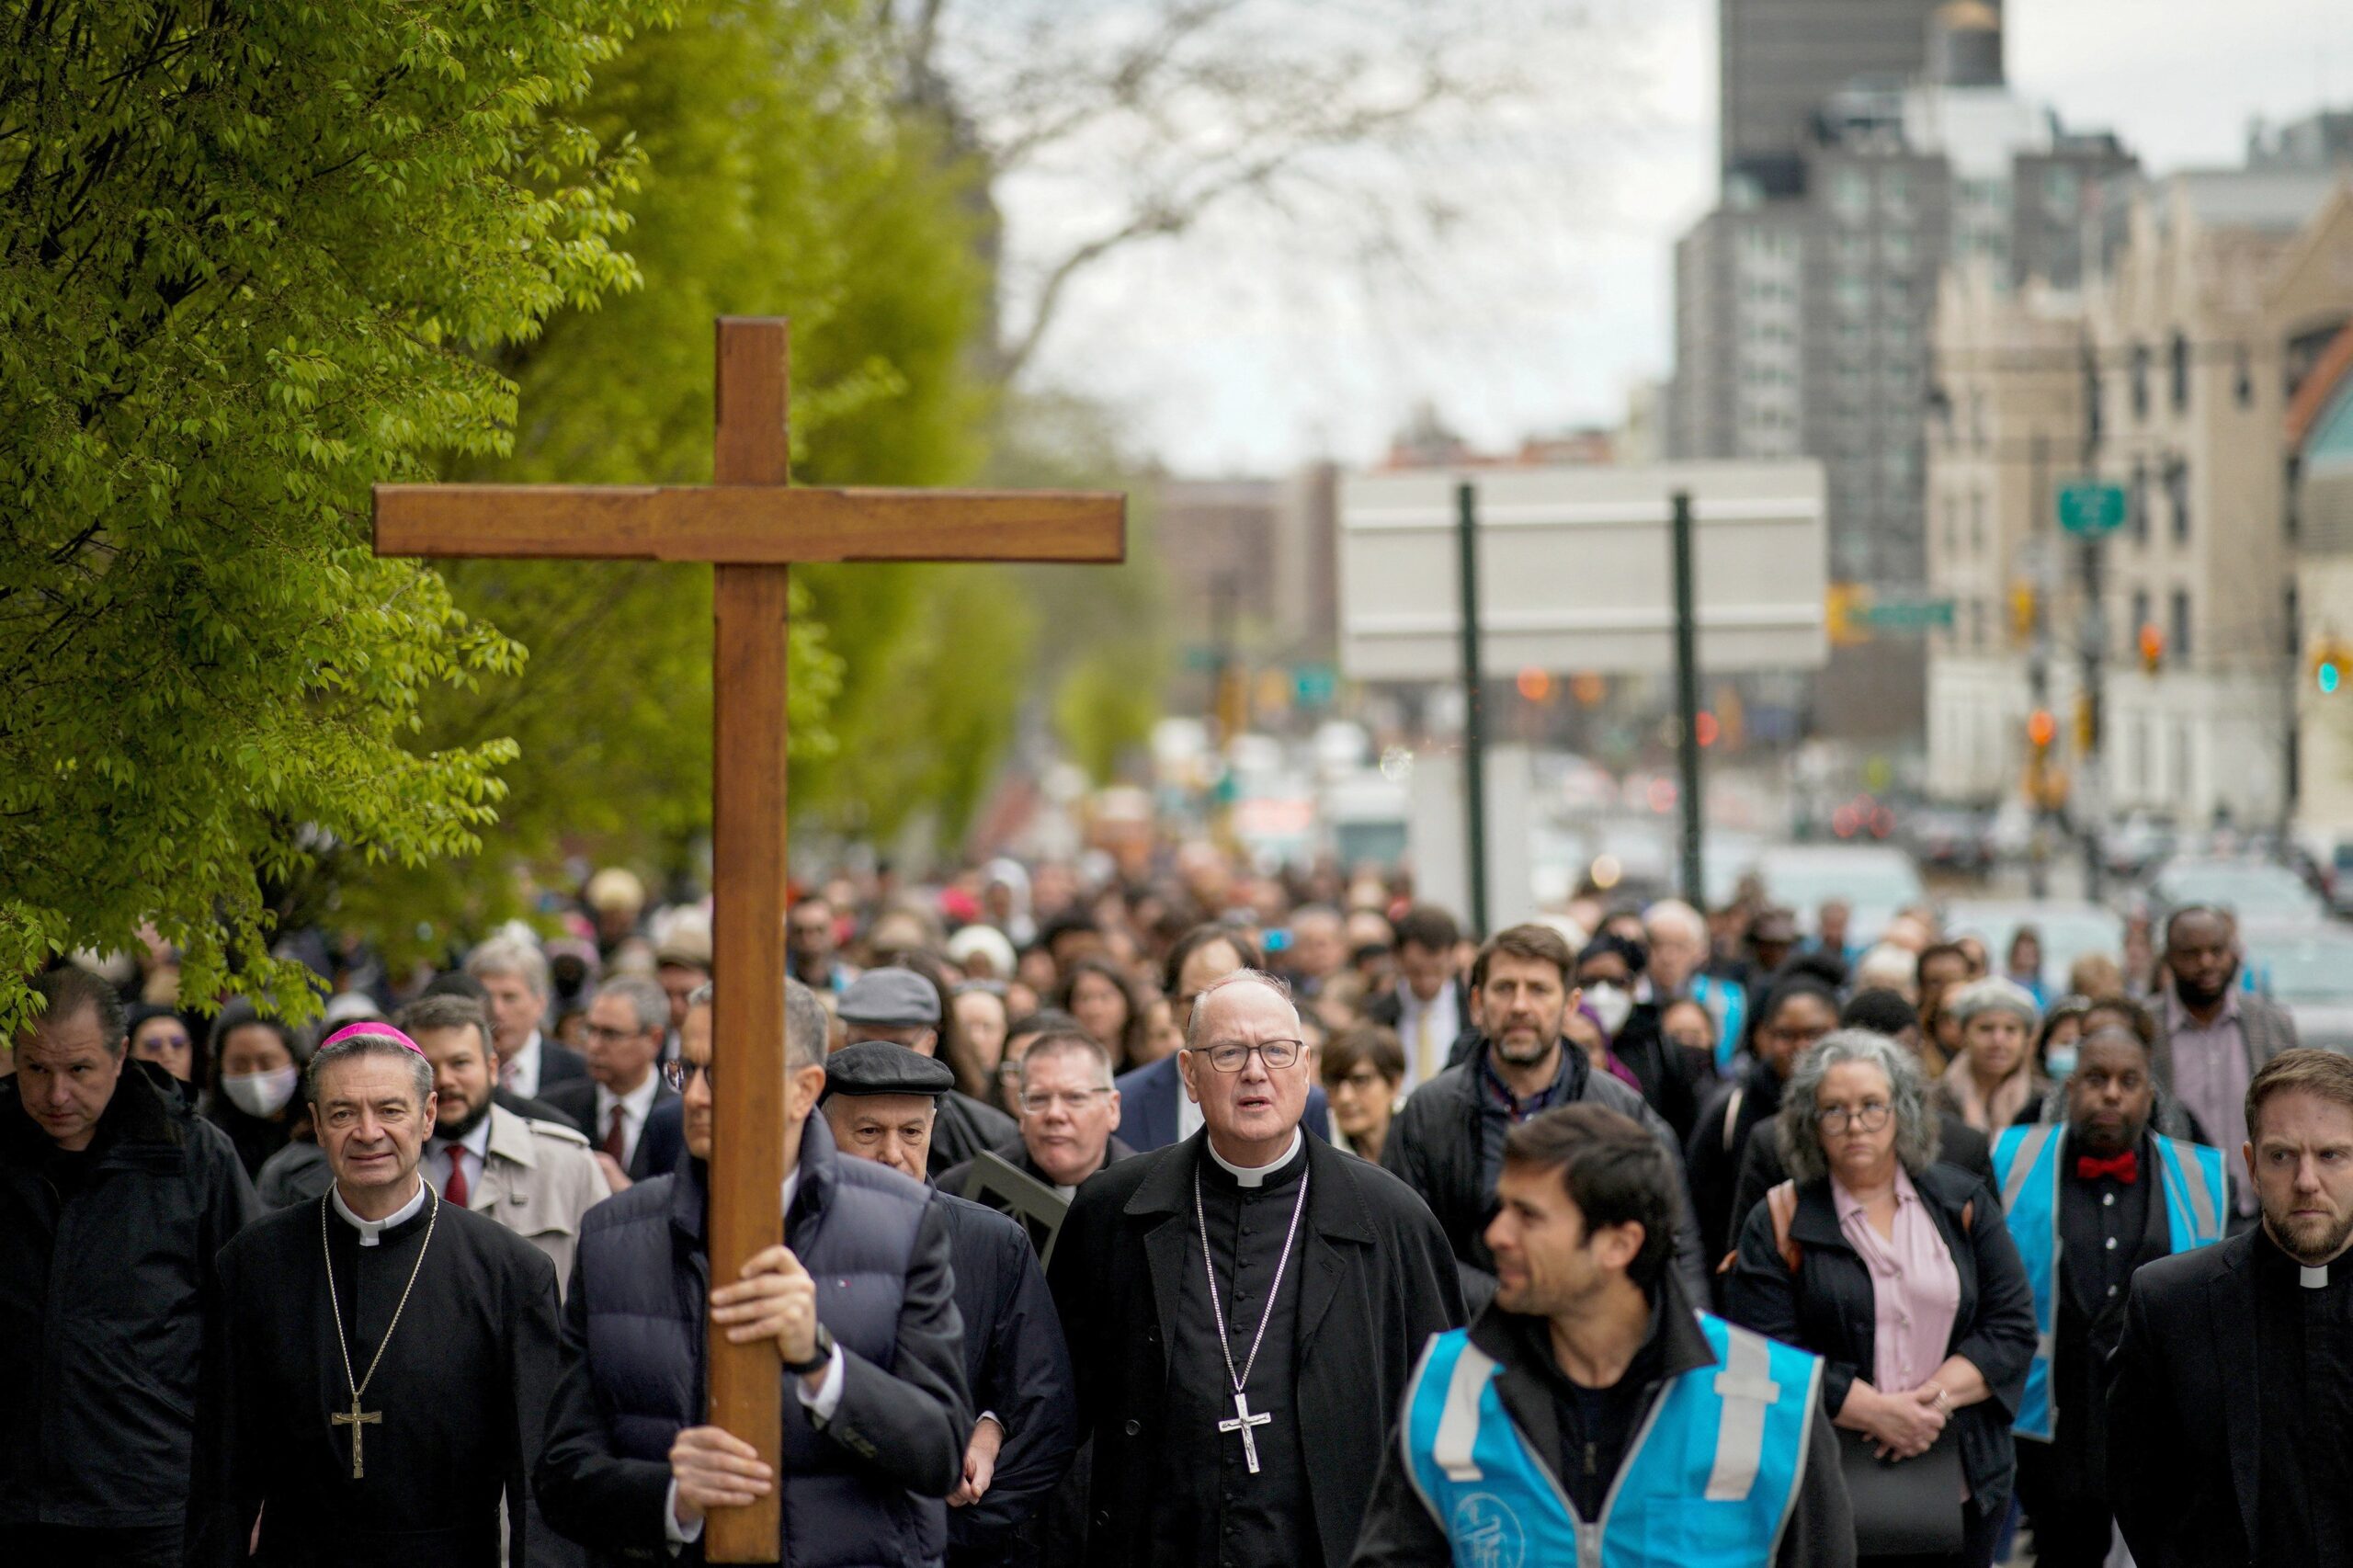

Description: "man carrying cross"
1048 970 1462 1568
190 1023 563 1566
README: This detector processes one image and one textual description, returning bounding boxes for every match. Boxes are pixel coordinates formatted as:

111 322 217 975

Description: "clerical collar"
2258 1223 2347 1290
1204 1129 1305 1188
332 1178 429 1247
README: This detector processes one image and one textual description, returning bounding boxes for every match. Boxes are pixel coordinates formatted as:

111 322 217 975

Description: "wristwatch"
784 1322 835 1377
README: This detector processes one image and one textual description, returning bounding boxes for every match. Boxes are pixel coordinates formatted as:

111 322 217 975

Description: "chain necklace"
1193 1144 1311 1475
320 1182 440 1480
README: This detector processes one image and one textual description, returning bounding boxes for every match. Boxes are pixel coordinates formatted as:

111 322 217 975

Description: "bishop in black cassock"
1048 973 1462 1568
190 1028 563 1568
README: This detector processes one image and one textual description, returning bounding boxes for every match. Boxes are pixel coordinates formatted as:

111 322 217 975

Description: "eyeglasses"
1017 1088 1112 1115
662 1060 714 1091
584 1022 647 1046
141 1034 193 1051
1186 1038 1305 1073
1815 1100 1893 1134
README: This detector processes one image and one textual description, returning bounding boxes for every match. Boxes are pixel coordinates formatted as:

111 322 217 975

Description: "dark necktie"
2076 1149 2138 1184
443 1149 470 1207
604 1103 629 1165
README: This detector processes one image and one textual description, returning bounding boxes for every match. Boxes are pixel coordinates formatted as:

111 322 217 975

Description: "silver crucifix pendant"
1217 1389 1272 1473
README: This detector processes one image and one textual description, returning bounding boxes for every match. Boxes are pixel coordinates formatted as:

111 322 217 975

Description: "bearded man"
2109 1049 2353 1567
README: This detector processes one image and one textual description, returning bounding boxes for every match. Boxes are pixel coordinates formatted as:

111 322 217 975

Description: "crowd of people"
5 848 2349 1568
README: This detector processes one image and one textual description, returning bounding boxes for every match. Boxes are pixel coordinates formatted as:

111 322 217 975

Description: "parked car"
2147 856 2329 925
1752 844 1927 949
2240 924 2353 1053
1905 806 1994 874
1942 900 2125 998
2104 812 2178 881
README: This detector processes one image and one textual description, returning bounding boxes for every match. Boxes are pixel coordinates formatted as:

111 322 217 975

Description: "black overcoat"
2103 1228 2265 1567
1048 1131 1462 1568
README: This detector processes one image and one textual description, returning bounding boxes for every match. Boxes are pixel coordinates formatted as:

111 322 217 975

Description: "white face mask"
222 1065 301 1119
1584 983 1634 1040
2044 1046 2078 1081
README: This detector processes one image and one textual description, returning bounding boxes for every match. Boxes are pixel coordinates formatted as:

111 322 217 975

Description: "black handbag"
1836 1426 1966 1556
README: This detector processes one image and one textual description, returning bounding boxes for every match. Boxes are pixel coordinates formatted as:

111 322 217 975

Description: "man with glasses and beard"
2109 1049 2353 1566
1050 971 1461 1568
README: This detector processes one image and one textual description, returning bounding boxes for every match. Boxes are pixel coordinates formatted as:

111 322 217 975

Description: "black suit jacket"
536 1079 684 1182
2106 1228 2264 1566
1366 975 1470 1040
1048 1131 1463 1568
534 1040 591 1089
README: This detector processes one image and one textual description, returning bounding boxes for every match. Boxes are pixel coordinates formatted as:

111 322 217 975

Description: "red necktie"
444 1150 470 1208
603 1103 629 1165
2075 1150 2138 1185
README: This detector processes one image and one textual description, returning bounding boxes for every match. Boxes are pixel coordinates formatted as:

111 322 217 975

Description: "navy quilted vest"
572 1113 941 1567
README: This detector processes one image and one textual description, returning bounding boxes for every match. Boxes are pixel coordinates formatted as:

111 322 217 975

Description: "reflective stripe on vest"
1403 1314 1824 1568
1693 975 1748 1074
1992 1124 2229 1442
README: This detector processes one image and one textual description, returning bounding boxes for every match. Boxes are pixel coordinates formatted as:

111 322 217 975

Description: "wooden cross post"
373 318 1125 1562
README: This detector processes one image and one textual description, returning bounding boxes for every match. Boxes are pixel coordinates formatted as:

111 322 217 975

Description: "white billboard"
1338 460 1829 680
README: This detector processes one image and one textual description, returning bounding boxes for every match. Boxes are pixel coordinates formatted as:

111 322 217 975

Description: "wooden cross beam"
373 318 1125 1562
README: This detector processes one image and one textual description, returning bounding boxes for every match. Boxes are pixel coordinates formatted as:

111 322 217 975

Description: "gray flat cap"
837 967 941 1027
824 1040 956 1099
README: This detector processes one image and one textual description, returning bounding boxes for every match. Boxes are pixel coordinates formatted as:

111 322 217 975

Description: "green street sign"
2057 481 2129 535
1861 597 1955 631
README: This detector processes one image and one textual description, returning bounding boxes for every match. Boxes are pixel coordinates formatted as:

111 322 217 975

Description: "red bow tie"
2076 1150 2138 1185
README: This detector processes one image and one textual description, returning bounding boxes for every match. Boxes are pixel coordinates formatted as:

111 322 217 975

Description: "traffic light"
2026 709 2057 752
2314 637 2349 695
2009 582 2036 644
2138 622 2165 675
1826 583 1869 647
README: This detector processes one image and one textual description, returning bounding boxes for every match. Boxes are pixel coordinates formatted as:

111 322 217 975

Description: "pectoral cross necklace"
1193 1157 1310 1475
320 1186 440 1480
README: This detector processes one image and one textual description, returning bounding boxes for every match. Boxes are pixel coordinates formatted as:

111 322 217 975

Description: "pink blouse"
1831 1165 1961 1397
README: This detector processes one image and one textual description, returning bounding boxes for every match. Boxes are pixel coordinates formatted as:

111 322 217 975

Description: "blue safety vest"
1990 1123 2228 1442
1691 974 1749 1074
1403 1313 1823 1568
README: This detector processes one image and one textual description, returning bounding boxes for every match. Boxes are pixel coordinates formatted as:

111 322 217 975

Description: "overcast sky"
1005 0 2349 477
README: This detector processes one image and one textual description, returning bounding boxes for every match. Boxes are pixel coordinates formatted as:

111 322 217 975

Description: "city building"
1672 1 2130 737
1718 0 1973 192
1924 158 2353 829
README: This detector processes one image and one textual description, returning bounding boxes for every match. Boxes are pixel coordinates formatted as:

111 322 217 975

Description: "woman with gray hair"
1930 977 2049 1134
1725 1029 2037 1567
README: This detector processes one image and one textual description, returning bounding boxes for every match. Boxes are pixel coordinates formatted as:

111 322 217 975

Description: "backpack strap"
1722 1086 1746 1154
1767 1180 1802 1274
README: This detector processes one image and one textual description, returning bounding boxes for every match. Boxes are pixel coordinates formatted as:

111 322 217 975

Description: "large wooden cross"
374 318 1124 1562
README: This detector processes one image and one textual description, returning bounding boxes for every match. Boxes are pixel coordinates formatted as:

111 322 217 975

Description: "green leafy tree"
0 1 669 1031
325 0 1000 950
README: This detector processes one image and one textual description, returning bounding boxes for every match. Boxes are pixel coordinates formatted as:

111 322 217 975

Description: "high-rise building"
1718 0 1975 190
1925 167 2353 824
1672 1 2131 734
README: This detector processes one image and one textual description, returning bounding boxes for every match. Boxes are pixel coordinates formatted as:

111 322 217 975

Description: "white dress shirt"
665 1166 845 1547
427 1116 494 1206
1394 981 1463 1095
503 1029 548 1098
595 1071 663 1168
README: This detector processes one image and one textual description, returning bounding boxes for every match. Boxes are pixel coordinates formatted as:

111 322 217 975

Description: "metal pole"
2078 346 2108 904
2028 432 2051 900
1456 481 1489 938
1672 490 1705 906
